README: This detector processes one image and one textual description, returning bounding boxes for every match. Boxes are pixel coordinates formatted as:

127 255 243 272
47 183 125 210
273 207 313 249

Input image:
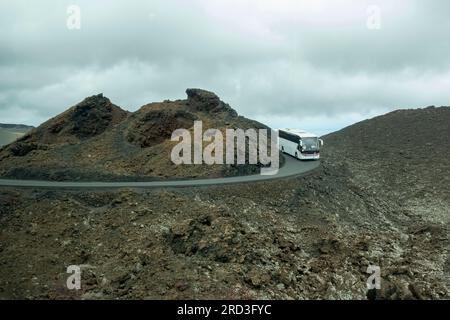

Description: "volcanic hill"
0 89 271 181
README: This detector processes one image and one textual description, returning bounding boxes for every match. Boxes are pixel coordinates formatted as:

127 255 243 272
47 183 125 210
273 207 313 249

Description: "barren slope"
0 106 449 300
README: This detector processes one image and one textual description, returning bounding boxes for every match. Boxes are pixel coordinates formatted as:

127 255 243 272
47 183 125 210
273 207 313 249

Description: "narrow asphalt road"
0 155 320 189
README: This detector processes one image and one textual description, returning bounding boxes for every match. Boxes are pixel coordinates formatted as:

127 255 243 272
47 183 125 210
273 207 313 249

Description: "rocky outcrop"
46 93 129 141
186 88 238 117
0 89 271 180
68 94 128 139
0 94 129 158
7 94 129 148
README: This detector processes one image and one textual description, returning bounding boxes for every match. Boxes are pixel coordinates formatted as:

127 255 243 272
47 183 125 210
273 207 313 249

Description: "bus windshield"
301 137 319 149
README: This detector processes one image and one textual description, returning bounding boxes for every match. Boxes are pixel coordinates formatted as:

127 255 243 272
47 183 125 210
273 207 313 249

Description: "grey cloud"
1 0 450 134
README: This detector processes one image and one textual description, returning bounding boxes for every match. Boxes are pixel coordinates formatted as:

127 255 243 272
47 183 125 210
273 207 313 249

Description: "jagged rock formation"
186 88 238 116
20 94 129 145
0 89 272 181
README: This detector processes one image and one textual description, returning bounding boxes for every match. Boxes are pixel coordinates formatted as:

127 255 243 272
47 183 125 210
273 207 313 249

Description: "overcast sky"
1 0 450 135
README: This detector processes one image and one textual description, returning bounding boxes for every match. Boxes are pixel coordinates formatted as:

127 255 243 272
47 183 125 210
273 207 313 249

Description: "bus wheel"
295 152 298 158
281 146 284 152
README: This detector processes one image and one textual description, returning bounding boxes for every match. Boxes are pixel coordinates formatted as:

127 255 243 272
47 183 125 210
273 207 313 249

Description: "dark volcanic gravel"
0 106 449 299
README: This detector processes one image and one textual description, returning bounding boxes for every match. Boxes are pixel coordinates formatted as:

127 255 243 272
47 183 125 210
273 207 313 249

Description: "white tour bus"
278 129 323 160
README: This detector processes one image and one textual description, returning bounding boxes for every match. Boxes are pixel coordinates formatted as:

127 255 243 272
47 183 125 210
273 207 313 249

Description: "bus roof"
278 128 318 138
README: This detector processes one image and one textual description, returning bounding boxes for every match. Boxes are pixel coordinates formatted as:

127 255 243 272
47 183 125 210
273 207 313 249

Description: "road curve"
0 155 320 189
